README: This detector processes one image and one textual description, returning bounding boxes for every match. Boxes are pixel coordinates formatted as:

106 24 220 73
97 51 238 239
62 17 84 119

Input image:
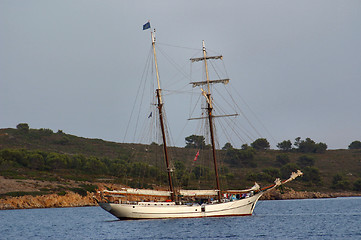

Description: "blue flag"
143 21 151 30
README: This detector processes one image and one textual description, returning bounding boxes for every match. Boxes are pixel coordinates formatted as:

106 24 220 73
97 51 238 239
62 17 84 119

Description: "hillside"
1 127 361 206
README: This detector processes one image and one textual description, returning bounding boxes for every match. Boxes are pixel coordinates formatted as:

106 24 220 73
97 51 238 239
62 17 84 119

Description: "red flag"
193 150 200 161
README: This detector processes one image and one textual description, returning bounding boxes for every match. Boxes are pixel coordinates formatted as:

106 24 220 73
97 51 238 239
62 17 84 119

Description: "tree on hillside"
0 149 28 167
251 138 270 150
222 142 233 150
224 147 256 167
332 174 350 190
298 138 316 153
185 135 206 149
295 137 327 153
348 141 361 149
27 153 45 170
241 144 250 150
224 148 239 166
353 179 361 191
314 142 327 153
277 140 292 151
294 137 301 148
16 123 29 133
46 153 68 170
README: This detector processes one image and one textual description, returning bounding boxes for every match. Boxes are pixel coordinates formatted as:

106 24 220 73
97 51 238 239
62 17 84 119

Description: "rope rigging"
123 47 154 143
121 39 277 190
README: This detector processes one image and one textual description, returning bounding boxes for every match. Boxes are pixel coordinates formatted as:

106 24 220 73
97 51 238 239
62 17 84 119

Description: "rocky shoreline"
1 189 360 210
0 192 97 210
260 188 361 200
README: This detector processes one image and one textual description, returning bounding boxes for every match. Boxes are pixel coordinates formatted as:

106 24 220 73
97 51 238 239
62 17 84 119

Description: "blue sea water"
0 197 360 240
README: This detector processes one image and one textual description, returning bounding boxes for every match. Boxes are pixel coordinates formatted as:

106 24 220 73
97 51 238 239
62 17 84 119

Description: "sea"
0 197 360 240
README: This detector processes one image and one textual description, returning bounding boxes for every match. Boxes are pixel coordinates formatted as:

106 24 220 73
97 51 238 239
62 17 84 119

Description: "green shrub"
276 154 290 166
79 184 97 193
280 163 300 179
57 191 67 196
302 167 321 184
70 188 87 197
353 179 361 191
332 174 350 190
297 155 315 168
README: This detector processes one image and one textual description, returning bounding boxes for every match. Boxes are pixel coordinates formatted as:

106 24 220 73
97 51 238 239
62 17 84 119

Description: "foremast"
151 29 175 201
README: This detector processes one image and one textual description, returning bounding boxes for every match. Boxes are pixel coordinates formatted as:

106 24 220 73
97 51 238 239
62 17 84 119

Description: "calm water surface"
1 197 360 239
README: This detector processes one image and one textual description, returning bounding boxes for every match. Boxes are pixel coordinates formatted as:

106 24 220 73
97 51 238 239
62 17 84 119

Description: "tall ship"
96 22 302 219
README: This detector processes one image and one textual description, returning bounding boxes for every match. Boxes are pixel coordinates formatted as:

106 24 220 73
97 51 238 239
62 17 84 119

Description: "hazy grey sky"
1 0 360 149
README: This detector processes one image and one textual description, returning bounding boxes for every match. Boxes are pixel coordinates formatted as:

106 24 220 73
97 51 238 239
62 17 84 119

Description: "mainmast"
189 41 234 202
201 41 222 202
151 29 175 201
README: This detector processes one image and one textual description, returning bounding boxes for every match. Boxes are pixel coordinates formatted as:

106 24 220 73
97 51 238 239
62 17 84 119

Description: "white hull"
99 192 263 220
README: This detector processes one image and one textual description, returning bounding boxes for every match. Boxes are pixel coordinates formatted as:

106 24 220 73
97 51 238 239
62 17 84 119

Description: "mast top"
150 28 162 93
151 29 156 44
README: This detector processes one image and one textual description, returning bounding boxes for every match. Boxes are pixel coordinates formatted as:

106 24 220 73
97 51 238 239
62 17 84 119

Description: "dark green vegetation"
1 125 361 198
349 140 361 150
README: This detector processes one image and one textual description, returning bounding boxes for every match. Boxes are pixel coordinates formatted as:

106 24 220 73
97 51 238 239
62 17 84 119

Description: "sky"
1 0 360 149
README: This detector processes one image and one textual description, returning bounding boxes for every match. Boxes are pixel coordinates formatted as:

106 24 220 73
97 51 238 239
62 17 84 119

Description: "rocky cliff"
0 192 97 210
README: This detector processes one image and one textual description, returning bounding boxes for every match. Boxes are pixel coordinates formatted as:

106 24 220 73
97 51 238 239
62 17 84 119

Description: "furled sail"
190 79 230 87
190 55 223 62
224 183 260 194
179 189 218 197
102 188 171 197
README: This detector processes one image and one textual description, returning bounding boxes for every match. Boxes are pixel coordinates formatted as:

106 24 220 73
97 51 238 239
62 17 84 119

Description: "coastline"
260 188 361 200
1 189 360 210
1 176 360 210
